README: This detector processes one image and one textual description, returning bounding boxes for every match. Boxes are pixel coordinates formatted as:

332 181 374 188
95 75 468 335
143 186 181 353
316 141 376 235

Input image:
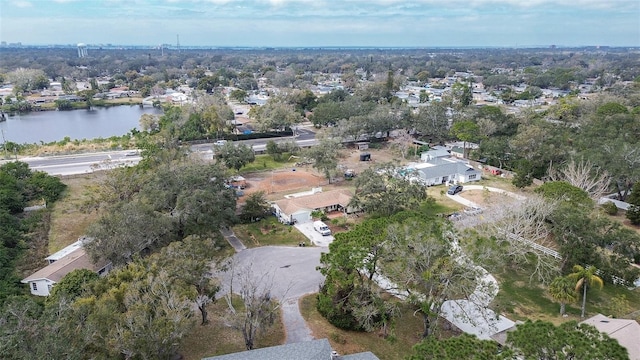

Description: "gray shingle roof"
201 339 381 360
341 352 380 360
202 339 331 360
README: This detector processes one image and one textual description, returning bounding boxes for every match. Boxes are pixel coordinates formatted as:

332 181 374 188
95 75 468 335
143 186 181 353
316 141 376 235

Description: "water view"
0 106 163 144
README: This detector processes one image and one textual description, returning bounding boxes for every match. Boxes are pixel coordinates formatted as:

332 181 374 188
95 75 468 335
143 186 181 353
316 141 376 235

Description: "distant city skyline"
1 0 639 48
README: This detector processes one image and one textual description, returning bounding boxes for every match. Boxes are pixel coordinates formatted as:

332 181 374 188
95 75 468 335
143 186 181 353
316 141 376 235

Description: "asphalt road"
16 151 142 176
190 126 317 154
14 127 318 176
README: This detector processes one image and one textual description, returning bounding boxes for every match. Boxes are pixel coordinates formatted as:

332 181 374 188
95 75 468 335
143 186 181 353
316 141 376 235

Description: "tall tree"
223 265 284 350
450 120 479 158
451 82 472 107
112 270 195 360
216 142 256 171
303 138 341 184
383 218 478 338
409 333 512 360
507 320 628 360
349 165 427 217
154 236 221 325
85 200 174 265
548 276 578 316
568 265 604 318
239 191 271 223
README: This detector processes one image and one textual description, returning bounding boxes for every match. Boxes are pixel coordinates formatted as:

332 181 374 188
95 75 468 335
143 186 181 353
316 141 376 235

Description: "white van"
313 221 331 236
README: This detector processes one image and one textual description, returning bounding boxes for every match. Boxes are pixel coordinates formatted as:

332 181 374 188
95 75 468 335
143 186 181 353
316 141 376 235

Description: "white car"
213 140 228 146
313 221 331 236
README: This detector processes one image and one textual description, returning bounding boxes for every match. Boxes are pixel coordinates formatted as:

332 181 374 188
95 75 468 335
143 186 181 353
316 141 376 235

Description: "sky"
0 0 639 48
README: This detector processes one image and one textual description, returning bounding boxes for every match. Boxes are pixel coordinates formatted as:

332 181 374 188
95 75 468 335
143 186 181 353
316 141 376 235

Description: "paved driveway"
220 246 327 343
295 222 334 247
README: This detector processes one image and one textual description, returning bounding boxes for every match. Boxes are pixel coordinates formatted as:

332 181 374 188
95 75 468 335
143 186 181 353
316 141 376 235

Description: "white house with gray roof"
407 148 481 186
408 158 481 186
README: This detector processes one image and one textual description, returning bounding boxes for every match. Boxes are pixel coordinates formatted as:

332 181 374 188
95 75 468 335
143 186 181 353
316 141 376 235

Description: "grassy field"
48 173 105 252
491 264 640 325
232 216 309 247
239 154 297 173
300 294 438 360
179 295 286 360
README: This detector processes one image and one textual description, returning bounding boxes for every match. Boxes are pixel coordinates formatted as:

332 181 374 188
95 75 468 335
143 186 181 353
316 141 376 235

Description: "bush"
626 205 640 225
601 201 618 215
316 287 362 331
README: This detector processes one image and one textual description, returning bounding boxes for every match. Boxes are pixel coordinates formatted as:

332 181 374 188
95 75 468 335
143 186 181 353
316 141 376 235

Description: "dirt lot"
241 145 408 202
242 168 326 200
458 189 518 208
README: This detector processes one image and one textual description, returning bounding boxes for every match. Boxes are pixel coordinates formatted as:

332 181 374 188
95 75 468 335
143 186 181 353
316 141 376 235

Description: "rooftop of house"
274 188 354 215
580 314 640 360
22 247 107 284
202 338 379 360
44 239 84 262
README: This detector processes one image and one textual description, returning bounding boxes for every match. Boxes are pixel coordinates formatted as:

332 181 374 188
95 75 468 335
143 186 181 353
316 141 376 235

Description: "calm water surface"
0 106 163 144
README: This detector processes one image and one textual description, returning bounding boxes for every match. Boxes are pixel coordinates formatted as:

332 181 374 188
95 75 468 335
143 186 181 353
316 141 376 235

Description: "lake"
0 106 163 144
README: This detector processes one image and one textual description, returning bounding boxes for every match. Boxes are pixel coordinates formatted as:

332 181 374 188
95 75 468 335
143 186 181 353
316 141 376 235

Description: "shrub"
316 286 362 331
601 201 618 215
626 205 640 225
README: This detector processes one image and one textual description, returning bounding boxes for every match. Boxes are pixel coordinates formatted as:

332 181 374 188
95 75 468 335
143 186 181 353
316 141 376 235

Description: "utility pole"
176 34 180 53
1 129 8 159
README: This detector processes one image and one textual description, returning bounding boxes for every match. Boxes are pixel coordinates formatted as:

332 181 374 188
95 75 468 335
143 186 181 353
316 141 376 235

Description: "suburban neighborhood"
2 37 640 360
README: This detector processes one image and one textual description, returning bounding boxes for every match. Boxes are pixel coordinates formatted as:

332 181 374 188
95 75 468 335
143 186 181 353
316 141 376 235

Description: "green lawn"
232 216 309 247
491 264 640 324
239 154 296 173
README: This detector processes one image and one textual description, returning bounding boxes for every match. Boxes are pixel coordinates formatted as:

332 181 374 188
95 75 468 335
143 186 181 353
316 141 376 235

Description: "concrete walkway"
220 228 246 252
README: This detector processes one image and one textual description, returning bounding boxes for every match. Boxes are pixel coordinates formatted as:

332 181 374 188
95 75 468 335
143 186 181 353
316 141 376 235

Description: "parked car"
213 140 228 146
313 221 331 236
447 185 463 195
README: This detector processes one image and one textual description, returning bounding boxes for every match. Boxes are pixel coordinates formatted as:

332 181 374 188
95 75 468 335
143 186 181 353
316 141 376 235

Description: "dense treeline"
0 162 66 303
0 145 240 359
2 47 639 98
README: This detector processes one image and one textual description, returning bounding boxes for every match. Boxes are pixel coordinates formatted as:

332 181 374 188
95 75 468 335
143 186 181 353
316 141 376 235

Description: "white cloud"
12 1 32 7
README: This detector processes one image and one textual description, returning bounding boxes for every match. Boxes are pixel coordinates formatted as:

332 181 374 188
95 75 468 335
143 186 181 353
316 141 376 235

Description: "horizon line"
1 44 638 50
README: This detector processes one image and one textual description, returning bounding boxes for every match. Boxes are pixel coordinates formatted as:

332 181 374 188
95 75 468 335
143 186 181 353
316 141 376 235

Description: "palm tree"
568 265 604 318
548 276 577 316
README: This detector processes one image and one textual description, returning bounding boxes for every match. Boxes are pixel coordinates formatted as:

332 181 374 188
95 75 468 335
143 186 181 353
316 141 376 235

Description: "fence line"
506 233 561 259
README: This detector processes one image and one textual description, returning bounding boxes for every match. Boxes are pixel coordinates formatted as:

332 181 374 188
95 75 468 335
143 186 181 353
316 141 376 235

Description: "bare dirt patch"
458 189 517 208
338 145 408 174
241 145 409 202
242 168 326 201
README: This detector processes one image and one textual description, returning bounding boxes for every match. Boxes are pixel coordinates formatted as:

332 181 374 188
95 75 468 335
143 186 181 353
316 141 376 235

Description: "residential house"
44 239 84 264
202 338 379 360
21 239 111 296
420 147 451 162
408 148 481 186
580 314 640 360
272 188 355 224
